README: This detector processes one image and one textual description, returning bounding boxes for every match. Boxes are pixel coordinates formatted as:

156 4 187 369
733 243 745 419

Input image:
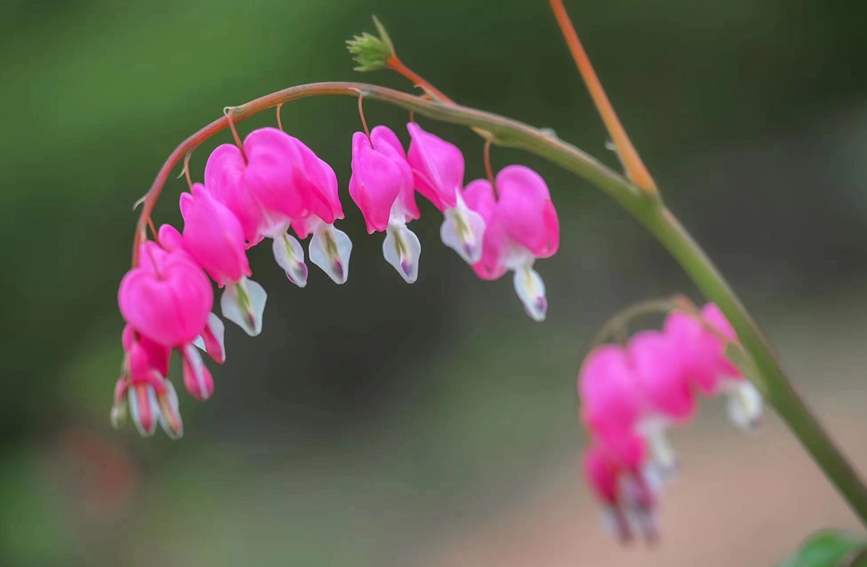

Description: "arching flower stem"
132 81 867 525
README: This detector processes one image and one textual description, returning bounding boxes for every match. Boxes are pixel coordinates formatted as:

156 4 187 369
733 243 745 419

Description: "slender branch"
386 55 454 104
637 204 867 524
133 80 867 525
132 81 634 264
548 0 657 194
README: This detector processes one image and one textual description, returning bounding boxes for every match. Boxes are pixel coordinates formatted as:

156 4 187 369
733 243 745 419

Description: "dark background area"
2 0 867 565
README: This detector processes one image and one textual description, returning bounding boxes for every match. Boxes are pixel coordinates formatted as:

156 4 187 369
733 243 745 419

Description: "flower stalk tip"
346 16 395 72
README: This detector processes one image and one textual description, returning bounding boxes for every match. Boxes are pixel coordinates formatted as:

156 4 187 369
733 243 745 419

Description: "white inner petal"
724 380 763 433
272 232 308 288
221 277 267 336
309 223 352 284
383 224 421 284
439 194 486 265
512 264 547 322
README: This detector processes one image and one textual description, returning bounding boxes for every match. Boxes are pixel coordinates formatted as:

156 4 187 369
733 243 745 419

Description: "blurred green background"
3 0 867 565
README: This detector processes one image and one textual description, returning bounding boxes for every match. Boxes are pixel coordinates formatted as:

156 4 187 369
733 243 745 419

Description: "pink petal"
180 183 251 287
371 126 419 221
205 144 267 245
578 344 643 436
349 131 402 233
495 165 559 258
119 244 213 347
628 330 696 423
407 122 464 212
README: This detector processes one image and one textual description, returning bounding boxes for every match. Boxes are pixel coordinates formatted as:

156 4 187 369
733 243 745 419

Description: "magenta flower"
579 337 696 478
112 325 182 439
461 165 559 321
583 437 658 543
244 127 352 285
407 122 486 265
664 303 763 430
627 330 696 475
177 183 250 286
118 241 213 348
204 132 307 288
349 126 422 282
160 184 267 338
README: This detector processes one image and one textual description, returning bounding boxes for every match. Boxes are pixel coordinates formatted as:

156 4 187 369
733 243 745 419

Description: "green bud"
346 16 395 72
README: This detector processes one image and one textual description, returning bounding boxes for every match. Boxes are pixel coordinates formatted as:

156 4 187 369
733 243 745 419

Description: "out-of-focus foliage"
779 531 867 567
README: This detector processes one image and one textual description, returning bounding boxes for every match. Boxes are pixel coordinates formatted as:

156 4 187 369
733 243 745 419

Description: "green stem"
637 201 867 525
136 81 867 525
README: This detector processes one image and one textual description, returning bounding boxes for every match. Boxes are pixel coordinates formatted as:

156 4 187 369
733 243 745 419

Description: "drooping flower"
158 183 267 338
664 303 763 431
204 130 307 288
583 435 659 543
244 127 351 284
118 241 212 348
349 126 422 282
407 122 485 265
627 330 696 475
118 241 217 403
579 336 696 478
461 165 559 321
111 325 182 439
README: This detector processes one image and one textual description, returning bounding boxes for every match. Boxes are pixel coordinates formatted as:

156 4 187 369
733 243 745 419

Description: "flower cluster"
578 303 763 541
112 122 561 438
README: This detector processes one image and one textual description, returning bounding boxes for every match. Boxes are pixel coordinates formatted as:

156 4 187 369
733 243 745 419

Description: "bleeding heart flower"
461 165 560 321
664 303 763 431
407 122 485 265
583 436 658 543
118 242 212 348
111 325 182 439
350 126 422 282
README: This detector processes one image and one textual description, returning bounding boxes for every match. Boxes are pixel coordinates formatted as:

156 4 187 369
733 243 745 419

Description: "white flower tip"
383 225 421 284
440 205 485 265
221 278 266 337
272 233 308 288
513 266 547 322
726 381 763 433
157 381 184 440
309 224 352 285
127 385 159 437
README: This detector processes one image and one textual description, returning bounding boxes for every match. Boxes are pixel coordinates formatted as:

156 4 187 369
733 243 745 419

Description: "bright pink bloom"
628 330 695 423
579 345 643 437
205 129 329 288
176 183 251 287
495 165 559 258
118 242 212 348
407 122 463 211
461 166 560 321
350 126 418 233
580 338 694 477
583 437 658 542
112 325 182 439
663 303 762 430
204 144 269 246
407 122 485 265
350 126 422 282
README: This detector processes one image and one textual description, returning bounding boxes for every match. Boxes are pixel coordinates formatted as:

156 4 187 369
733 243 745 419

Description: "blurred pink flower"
664 303 762 430
583 437 658 543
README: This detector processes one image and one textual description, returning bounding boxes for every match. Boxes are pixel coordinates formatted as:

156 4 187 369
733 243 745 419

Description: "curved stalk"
135 81 867 525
